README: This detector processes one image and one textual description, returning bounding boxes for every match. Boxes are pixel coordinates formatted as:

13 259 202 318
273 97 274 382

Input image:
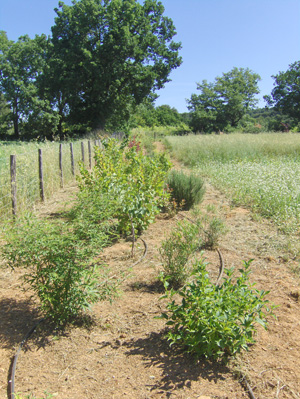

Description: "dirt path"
0 162 300 398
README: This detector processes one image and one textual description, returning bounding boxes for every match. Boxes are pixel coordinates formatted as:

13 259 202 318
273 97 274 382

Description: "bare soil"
1 154 300 399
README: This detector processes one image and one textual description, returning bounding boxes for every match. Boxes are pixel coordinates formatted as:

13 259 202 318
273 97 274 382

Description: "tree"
264 61 300 124
155 105 182 126
0 92 12 137
48 0 182 133
0 31 59 139
188 67 261 133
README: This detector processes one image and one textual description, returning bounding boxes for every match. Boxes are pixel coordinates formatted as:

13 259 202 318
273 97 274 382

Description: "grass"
0 139 96 221
165 132 300 233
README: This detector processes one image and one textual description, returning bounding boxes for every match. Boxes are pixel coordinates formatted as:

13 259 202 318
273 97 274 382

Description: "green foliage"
48 0 182 132
159 220 200 288
130 102 185 129
161 258 274 359
166 170 205 210
188 67 261 133
191 207 227 249
2 213 114 324
159 211 226 287
78 138 171 236
264 60 300 124
0 31 59 139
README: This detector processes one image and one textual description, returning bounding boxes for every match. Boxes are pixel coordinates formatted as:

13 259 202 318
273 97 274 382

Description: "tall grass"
165 133 300 233
165 133 300 165
0 139 94 221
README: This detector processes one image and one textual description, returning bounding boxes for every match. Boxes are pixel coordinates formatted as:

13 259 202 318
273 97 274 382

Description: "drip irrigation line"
215 248 225 285
241 375 257 399
131 238 148 267
9 318 45 399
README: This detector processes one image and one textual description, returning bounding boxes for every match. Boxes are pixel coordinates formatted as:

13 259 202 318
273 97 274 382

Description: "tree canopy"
188 67 261 133
0 0 182 138
264 61 300 125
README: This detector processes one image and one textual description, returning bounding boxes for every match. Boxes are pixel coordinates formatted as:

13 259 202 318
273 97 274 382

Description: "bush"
159 220 200 288
3 214 115 324
159 211 226 288
161 258 274 359
166 170 205 210
191 207 227 249
78 138 172 236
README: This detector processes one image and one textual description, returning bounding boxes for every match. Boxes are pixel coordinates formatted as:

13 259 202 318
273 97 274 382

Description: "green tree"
0 31 59 139
155 105 182 126
0 92 12 137
48 0 182 134
188 67 261 133
264 61 300 124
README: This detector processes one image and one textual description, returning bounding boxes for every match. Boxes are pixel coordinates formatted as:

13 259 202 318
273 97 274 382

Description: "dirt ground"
1 154 300 399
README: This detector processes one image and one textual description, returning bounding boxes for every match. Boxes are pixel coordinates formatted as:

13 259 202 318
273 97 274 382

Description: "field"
0 135 300 399
166 133 300 235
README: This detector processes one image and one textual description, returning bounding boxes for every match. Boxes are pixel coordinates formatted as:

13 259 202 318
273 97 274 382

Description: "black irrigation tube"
132 237 148 267
8 318 45 399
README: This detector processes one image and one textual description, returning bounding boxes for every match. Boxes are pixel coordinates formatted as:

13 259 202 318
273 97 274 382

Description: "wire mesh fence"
0 139 101 222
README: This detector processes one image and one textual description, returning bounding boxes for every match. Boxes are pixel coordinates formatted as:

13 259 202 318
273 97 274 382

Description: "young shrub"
78 138 172 236
159 220 201 288
166 170 205 210
3 215 115 324
192 207 227 249
161 258 275 359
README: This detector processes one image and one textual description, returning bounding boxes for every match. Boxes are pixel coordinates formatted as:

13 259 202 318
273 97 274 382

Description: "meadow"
165 133 300 233
0 139 95 221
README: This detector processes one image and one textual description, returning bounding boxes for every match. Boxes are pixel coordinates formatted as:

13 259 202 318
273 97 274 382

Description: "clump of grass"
166 170 205 210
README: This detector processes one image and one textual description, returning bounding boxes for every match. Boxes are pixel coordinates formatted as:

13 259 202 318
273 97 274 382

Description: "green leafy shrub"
161 258 274 359
78 138 171 236
3 214 115 324
159 220 200 288
166 170 205 210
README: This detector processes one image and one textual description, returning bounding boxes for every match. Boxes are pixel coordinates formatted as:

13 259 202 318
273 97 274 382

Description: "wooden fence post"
59 143 64 188
81 142 85 164
88 140 92 169
38 149 45 202
10 155 17 217
70 143 75 177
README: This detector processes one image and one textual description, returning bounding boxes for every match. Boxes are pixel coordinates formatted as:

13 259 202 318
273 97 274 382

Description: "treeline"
1 0 299 140
0 0 182 140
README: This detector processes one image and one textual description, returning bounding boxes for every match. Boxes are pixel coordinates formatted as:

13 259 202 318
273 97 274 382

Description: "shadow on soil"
0 297 94 351
123 331 230 394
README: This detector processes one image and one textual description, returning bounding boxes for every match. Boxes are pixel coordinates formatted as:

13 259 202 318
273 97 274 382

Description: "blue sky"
1 0 299 113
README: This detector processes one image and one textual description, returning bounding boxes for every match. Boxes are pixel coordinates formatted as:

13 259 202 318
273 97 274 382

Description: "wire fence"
0 138 102 222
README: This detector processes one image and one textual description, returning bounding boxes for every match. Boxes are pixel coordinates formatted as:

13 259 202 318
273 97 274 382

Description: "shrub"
159 220 201 288
166 170 205 210
3 214 115 324
191 207 227 249
160 258 274 359
159 211 226 288
78 138 172 236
